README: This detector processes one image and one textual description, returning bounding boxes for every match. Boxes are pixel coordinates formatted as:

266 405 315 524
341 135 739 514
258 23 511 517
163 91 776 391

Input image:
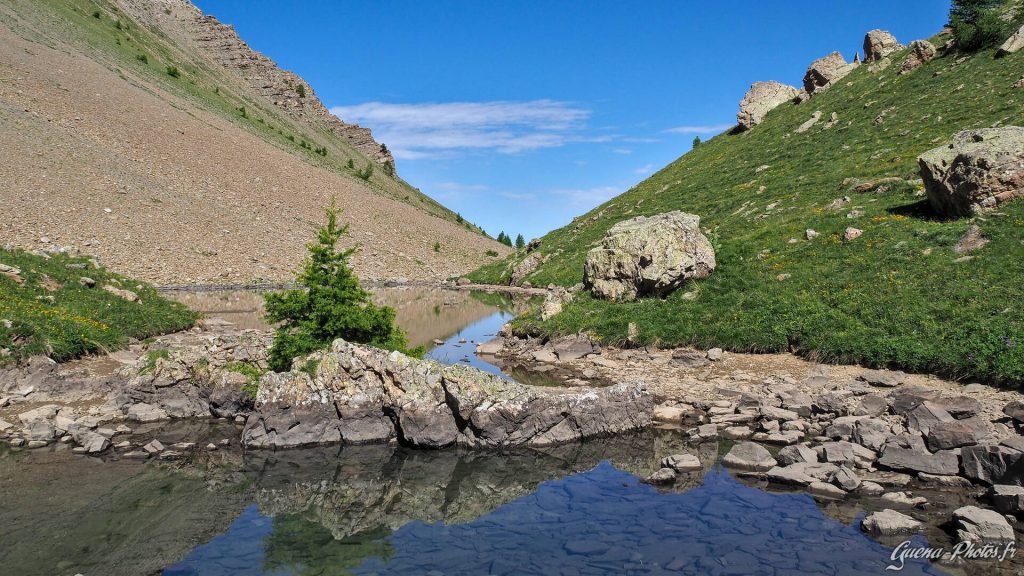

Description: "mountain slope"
0 0 509 285
470 25 1024 382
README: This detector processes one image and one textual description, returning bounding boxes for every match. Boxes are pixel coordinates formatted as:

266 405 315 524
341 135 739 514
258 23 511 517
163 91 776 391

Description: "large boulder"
863 30 903 62
242 339 652 449
583 211 715 301
736 81 800 130
953 506 1016 543
899 40 936 75
802 52 857 95
998 23 1024 57
919 127 1024 217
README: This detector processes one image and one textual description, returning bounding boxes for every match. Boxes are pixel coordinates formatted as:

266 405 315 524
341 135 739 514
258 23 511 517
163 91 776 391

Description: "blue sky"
194 1 949 241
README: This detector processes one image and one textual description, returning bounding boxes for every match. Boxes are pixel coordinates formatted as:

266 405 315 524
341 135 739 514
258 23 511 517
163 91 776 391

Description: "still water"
1 429 949 576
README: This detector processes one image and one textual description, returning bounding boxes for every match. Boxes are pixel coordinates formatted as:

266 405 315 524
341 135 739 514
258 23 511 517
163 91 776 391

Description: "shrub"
263 200 416 372
486 249 499 257
346 158 355 169
136 53 148 64
692 136 702 148
433 242 441 252
356 162 374 181
92 10 101 19
950 0 1006 51
115 20 122 30
166 66 180 78
295 84 306 98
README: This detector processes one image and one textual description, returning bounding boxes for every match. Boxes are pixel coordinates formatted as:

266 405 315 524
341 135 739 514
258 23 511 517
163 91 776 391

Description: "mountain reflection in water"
165 435 944 576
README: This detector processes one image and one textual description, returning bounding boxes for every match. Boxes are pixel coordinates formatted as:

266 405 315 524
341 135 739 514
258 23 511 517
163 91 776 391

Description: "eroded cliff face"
116 0 394 165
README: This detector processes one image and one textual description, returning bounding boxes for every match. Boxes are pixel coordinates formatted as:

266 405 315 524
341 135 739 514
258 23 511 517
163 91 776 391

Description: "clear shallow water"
164 459 942 576
425 310 514 379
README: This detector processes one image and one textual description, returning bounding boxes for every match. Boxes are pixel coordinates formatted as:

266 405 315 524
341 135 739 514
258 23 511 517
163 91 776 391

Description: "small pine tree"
515 234 525 249
263 199 414 372
692 136 702 148
295 84 306 98
949 0 1006 51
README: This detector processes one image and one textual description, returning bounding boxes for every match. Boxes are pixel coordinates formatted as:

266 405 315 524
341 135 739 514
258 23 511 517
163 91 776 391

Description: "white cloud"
664 123 734 135
634 163 655 175
330 100 592 159
499 191 537 201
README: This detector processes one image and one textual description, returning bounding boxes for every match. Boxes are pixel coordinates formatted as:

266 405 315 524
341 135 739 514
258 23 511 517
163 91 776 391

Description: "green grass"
470 29 1024 383
139 348 170 374
223 361 264 398
0 249 197 364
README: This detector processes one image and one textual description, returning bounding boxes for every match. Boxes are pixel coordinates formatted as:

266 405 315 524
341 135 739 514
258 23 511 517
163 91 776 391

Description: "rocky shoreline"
5 316 1024 559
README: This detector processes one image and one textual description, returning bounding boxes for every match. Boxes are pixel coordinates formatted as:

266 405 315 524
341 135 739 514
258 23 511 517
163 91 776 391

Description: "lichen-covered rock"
998 23 1024 57
803 52 857 95
511 252 547 286
242 339 652 449
583 211 715 301
919 127 1024 217
737 81 800 130
899 40 936 75
863 30 903 62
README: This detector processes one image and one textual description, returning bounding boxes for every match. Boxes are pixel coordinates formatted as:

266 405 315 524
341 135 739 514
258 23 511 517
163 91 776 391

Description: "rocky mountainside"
470 13 1024 383
0 0 509 284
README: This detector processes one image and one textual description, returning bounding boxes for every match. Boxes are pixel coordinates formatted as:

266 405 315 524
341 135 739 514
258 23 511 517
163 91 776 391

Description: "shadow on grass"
886 199 953 222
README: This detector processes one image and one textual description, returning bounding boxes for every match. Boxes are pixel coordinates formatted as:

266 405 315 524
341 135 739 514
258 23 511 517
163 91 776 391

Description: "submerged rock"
862 509 922 537
242 339 652 450
583 211 716 301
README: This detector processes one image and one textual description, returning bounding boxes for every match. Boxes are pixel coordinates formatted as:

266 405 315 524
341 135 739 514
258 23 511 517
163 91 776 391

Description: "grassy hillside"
6 0 483 235
0 249 197 364
470 28 1024 382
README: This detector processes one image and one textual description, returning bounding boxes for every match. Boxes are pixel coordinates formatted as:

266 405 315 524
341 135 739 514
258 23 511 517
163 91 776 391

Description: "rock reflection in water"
163 429 945 576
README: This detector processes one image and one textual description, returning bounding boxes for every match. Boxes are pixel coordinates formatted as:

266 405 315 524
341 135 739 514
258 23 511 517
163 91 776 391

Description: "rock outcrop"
117 0 393 166
583 211 716 301
919 127 1024 217
736 81 800 130
899 40 936 75
863 30 903 62
803 52 857 95
242 339 652 449
999 23 1024 57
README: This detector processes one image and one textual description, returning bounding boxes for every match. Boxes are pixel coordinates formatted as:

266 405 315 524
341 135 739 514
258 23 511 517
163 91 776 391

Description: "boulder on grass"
584 211 715 301
737 81 800 130
863 30 903 62
803 52 857 95
919 127 1024 218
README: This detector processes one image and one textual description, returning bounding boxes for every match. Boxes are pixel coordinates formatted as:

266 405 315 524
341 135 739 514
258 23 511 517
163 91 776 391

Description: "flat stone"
858 481 886 496
858 370 905 388
722 441 777 472
853 395 888 417
917 473 972 488
661 454 702 472
777 444 818 466
953 506 1016 543
830 465 861 491
862 509 923 537
127 403 169 423
808 481 846 499
142 439 165 454
938 396 982 420
760 405 799 422
881 491 928 508
1004 400 1024 423
992 485 1024 515
961 444 1024 485
878 445 959 475
925 420 978 451
72 430 110 453
26 440 49 449
122 451 149 459
653 405 686 423
851 418 891 451
722 426 753 440
644 467 677 484
906 401 954 435
889 386 941 416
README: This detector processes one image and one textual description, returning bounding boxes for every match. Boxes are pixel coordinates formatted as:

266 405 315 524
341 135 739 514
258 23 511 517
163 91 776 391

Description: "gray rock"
881 491 928 508
583 211 715 301
243 340 652 449
803 52 856 95
953 505 1016 543
998 23 1024 56
826 415 866 438
853 394 888 417
23 418 56 442
1004 400 1024 423
72 429 110 453
920 127 1024 217
878 445 959 475
863 30 903 62
142 439 165 454
127 403 169 423
644 467 677 484
777 444 819 466
551 335 599 361
938 395 982 420
830 465 862 491
918 473 973 488
691 423 718 441
961 444 1024 485
808 481 846 499
906 401 955 435
925 420 978 451
661 453 702 472
899 40 936 74
767 462 838 486
862 509 923 537
722 441 777 472
852 418 891 451
992 485 1024 514
858 369 905 388
736 81 800 130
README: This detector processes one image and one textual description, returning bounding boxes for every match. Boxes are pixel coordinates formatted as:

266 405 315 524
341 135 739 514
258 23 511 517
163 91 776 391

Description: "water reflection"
158 431 951 576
